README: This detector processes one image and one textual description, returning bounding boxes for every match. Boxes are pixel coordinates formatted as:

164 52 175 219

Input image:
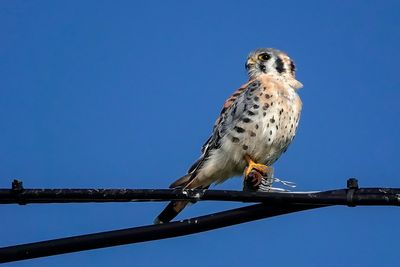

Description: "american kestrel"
155 48 303 223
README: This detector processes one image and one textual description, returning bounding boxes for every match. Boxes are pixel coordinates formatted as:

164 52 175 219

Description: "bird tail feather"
154 174 195 224
153 200 189 224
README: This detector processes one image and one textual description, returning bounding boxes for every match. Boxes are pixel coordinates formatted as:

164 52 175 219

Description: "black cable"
0 179 398 263
1 187 400 206
0 203 326 263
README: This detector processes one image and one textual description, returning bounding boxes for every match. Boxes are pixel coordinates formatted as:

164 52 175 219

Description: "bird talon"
244 155 271 178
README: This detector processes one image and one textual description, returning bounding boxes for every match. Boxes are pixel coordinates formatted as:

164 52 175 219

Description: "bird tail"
154 174 194 224
153 200 190 224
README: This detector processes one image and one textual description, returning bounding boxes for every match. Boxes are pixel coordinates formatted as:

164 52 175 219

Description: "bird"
154 48 303 224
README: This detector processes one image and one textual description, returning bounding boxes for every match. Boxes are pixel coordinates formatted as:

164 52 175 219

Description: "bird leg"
243 155 271 187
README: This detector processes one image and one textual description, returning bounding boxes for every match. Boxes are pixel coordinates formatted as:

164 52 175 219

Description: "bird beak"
245 58 256 70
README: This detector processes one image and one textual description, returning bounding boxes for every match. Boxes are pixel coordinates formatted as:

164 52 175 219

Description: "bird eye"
258 53 271 61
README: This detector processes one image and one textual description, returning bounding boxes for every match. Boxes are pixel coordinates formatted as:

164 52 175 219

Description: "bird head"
245 48 303 89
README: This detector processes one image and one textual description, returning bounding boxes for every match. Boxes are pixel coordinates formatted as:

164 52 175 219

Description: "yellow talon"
244 155 270 178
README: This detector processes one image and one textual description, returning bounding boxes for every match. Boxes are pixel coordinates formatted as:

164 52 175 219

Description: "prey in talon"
155 48 303 224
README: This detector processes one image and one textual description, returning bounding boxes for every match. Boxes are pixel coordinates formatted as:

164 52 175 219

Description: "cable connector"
11 179 25 205
346 178 359 207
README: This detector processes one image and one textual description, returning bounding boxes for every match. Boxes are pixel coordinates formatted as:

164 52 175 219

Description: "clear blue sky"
1 0 400 266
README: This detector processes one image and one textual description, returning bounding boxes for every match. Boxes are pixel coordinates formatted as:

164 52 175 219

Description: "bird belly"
192 78 302 187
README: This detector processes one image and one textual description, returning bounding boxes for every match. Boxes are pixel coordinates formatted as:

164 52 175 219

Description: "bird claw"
244 169 264 190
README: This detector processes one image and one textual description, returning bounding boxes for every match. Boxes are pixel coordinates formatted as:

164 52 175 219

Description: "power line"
0 178 399 263
1 179 399 206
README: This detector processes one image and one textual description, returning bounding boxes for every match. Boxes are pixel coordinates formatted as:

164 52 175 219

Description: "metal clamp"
346 178 359 207
11 179 26 205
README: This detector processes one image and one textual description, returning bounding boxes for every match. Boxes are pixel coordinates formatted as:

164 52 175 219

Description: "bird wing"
186 80 260 177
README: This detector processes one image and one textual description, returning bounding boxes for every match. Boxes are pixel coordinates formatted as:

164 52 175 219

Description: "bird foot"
243 155 272 188
244 169 265 188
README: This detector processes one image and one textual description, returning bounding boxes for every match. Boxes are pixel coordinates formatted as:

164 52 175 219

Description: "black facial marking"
275 57 285 73
234 126 245 133
290 60 296 74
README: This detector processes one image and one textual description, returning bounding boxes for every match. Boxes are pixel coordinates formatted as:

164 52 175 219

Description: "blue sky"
1 0 400 266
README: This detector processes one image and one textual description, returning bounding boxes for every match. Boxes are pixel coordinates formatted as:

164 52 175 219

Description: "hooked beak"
245 58 256 70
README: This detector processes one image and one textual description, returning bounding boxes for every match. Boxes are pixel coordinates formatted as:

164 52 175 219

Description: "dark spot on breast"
267 123 270 128
263 103 269 110
242 117 252 123
234 126 245 133
271 102 274 106
242 145 248 150
253 104 259 109
265 94 271 99
279 109 283 115
263 112 266 116
249 131 256 137
232 92 240 97
254 96 259 101
270 130 273 135
270 117 275 123
246 97 252 100
247 110 256 116
232 137 240 143
255 124 259 129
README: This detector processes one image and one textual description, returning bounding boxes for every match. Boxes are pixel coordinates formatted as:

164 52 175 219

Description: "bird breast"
223 75 302 172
